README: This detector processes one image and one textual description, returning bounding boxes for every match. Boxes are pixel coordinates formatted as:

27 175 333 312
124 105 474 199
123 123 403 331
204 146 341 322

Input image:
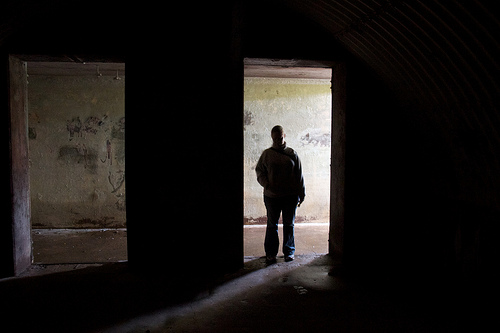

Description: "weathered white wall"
244 77 331 224
28 75 125 228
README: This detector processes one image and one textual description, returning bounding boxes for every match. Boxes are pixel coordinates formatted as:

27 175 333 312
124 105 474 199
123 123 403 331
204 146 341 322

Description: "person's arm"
255 153 269 189
295 154 306 205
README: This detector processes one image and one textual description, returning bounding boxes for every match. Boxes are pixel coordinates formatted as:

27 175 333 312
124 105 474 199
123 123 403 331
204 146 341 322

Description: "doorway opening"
23 59 126 266
243 59 332 259
27 61 126 264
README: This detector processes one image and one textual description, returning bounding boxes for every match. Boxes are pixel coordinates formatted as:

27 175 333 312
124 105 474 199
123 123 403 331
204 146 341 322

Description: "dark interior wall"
345 70 500 292
125 3 244 274
344 54 500 291
344 65 452 279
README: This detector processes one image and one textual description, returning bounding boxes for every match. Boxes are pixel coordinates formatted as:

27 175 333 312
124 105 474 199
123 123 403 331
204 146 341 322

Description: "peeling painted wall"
28 75 125 228
244 77 331 224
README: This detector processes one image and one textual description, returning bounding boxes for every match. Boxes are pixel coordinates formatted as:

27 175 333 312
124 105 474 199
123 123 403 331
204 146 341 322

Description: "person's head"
271 125 285 144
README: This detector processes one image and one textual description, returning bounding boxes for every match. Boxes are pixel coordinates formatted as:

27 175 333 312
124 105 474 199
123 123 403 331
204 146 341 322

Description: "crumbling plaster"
28 75 125 228
244 77 331 224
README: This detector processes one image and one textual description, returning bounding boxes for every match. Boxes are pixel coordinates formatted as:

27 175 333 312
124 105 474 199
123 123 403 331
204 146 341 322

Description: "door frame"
6 54 127 276
330 62 346 265
243 58 346 264
8 54 31 276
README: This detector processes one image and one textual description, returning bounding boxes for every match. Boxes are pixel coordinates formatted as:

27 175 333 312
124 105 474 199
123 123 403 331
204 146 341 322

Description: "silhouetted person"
256 125 305 264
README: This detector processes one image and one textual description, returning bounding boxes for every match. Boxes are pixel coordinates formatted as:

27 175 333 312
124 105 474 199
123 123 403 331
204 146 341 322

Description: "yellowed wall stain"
244 77 331 224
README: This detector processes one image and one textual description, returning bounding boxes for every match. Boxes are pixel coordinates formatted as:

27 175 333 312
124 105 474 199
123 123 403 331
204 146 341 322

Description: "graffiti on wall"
65 116 125 160
58 143 98 173
300 128 331 147
244 110 255 131
63 115 125 208
27 76 126 228
66 115 111 140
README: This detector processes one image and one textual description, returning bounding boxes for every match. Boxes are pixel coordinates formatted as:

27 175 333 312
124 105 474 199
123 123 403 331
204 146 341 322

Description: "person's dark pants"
264 195 298 257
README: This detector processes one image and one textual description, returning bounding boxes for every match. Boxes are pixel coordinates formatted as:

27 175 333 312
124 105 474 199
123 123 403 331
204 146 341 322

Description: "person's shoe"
266 256 277 265
285 255 295 262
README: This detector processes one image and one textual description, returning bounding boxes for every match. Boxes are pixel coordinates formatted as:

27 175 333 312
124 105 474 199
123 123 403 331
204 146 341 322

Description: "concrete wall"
244 77 331 224
28 75 125 229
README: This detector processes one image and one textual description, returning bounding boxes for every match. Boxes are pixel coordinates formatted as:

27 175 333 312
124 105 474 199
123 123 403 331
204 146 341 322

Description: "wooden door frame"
8 54 31 276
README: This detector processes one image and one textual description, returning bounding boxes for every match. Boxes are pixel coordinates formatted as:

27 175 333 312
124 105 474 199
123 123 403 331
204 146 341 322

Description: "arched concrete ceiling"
283 0 500 111
278 0 500 205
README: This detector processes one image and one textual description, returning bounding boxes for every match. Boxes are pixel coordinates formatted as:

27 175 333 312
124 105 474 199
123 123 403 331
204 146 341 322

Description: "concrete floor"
2 254 481 332
31 223 328 265
33 228 128 264
105 255 450 333
5 225 485 332
244 223 329 257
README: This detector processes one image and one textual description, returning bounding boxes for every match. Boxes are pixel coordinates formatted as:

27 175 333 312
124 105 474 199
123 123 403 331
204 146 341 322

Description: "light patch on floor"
244 223 329 257
32 228 127 264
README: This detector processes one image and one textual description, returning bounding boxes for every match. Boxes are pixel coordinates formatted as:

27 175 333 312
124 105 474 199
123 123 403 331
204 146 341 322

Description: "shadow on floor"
0 254 492 332
1 255 288 332
1 262 210 332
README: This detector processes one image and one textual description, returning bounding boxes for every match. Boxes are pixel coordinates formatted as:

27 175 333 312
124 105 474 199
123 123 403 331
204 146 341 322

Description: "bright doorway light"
243 65 332 258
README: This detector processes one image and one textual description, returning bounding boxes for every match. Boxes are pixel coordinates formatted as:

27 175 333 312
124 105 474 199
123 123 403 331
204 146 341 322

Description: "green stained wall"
244 77 331 224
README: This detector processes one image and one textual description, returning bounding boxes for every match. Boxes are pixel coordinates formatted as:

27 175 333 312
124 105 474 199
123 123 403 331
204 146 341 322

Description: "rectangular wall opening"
27 61 126 264
243 63 332 259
